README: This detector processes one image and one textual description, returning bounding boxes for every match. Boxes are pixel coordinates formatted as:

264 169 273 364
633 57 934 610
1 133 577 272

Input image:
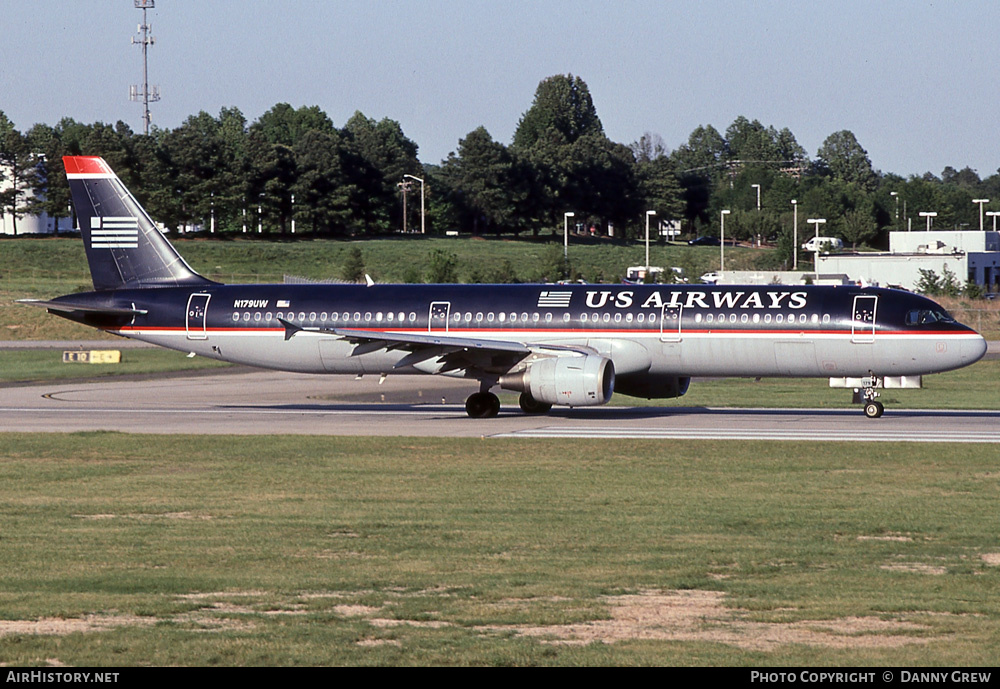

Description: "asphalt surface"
2 367 998 442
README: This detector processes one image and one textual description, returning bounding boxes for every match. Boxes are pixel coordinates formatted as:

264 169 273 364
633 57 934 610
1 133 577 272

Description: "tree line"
2 74 999 267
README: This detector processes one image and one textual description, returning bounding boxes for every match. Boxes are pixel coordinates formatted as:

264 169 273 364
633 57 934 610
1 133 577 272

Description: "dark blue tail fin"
64 156 216 291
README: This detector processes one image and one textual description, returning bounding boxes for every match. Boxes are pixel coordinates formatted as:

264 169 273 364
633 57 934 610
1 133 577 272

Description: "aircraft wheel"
518 392 552 415
863 401 884 419
466 392 501 418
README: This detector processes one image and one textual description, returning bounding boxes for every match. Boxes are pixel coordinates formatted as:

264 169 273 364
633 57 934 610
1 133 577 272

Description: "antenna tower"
129 0 160 135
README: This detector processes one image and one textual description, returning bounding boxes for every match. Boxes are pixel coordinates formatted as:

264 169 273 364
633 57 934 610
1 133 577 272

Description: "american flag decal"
90 216 139 249
537 290 572 308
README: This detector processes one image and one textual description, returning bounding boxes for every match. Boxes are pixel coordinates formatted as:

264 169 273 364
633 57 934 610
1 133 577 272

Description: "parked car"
688 235 720 246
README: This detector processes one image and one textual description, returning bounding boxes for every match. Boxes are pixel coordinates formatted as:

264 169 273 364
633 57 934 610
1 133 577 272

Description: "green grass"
1 433 999 665
0 349 232 385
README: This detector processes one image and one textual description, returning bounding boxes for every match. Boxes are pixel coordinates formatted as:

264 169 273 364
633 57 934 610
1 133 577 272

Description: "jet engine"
613 374 691 399
500 354 615 407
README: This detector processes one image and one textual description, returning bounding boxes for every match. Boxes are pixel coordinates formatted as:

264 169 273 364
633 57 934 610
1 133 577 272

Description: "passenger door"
186 293 211 340
851 295 877 344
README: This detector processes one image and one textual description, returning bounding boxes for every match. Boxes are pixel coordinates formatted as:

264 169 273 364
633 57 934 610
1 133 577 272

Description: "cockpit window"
905 309 955 326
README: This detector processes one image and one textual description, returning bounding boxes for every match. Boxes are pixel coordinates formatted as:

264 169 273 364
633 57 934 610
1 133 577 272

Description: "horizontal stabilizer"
17 299 148 316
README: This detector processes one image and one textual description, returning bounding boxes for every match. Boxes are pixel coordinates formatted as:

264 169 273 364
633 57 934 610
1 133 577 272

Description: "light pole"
919 211 937 232
404 174 425 234
563 211 575 265
751 184 761 211
973 199 990 231
258 193 264 234
720 209 731 272
791 199 798 270
645 210 656 273
397 179 411 233
807 218 826 271
290 193 295 234
890 191 899 223
987 211 1000 232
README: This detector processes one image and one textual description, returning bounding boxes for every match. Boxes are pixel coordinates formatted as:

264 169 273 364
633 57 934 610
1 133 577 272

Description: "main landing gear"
465 391 501 418
518 392 552 415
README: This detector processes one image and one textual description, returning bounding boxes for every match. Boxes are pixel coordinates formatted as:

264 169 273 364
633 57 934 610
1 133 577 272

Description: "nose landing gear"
857 372 885 418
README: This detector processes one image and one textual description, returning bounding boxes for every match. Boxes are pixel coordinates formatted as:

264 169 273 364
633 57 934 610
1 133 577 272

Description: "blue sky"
2 1 997 178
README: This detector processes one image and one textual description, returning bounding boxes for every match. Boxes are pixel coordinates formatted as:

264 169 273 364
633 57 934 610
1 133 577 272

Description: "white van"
801 236 844 252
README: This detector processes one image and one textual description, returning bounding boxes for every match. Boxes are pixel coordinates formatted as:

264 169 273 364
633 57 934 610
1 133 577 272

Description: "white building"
816 231 1000 292
0 164 55 235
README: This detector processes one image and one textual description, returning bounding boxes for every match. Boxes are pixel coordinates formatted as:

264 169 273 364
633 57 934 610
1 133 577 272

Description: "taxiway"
2 369 998 442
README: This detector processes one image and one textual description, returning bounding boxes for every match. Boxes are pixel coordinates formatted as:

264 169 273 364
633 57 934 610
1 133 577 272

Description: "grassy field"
1 433 999 666
3 237 998 666
0 349 233 385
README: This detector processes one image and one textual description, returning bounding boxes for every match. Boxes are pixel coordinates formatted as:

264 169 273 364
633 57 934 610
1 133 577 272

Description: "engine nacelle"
500 355 615 407
613 374 691 399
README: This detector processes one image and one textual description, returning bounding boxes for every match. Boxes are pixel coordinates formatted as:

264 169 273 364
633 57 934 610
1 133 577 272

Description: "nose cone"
963 334 988 365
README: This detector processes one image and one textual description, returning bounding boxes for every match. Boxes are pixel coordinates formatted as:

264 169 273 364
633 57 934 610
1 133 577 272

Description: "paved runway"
2 370 998 442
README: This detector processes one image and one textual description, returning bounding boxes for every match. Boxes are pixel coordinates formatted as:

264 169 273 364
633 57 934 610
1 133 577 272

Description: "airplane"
20 156 988 419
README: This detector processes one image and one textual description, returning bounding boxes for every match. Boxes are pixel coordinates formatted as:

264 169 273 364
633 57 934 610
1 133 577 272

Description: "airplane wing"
17 299 148 317
280 319 594 376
